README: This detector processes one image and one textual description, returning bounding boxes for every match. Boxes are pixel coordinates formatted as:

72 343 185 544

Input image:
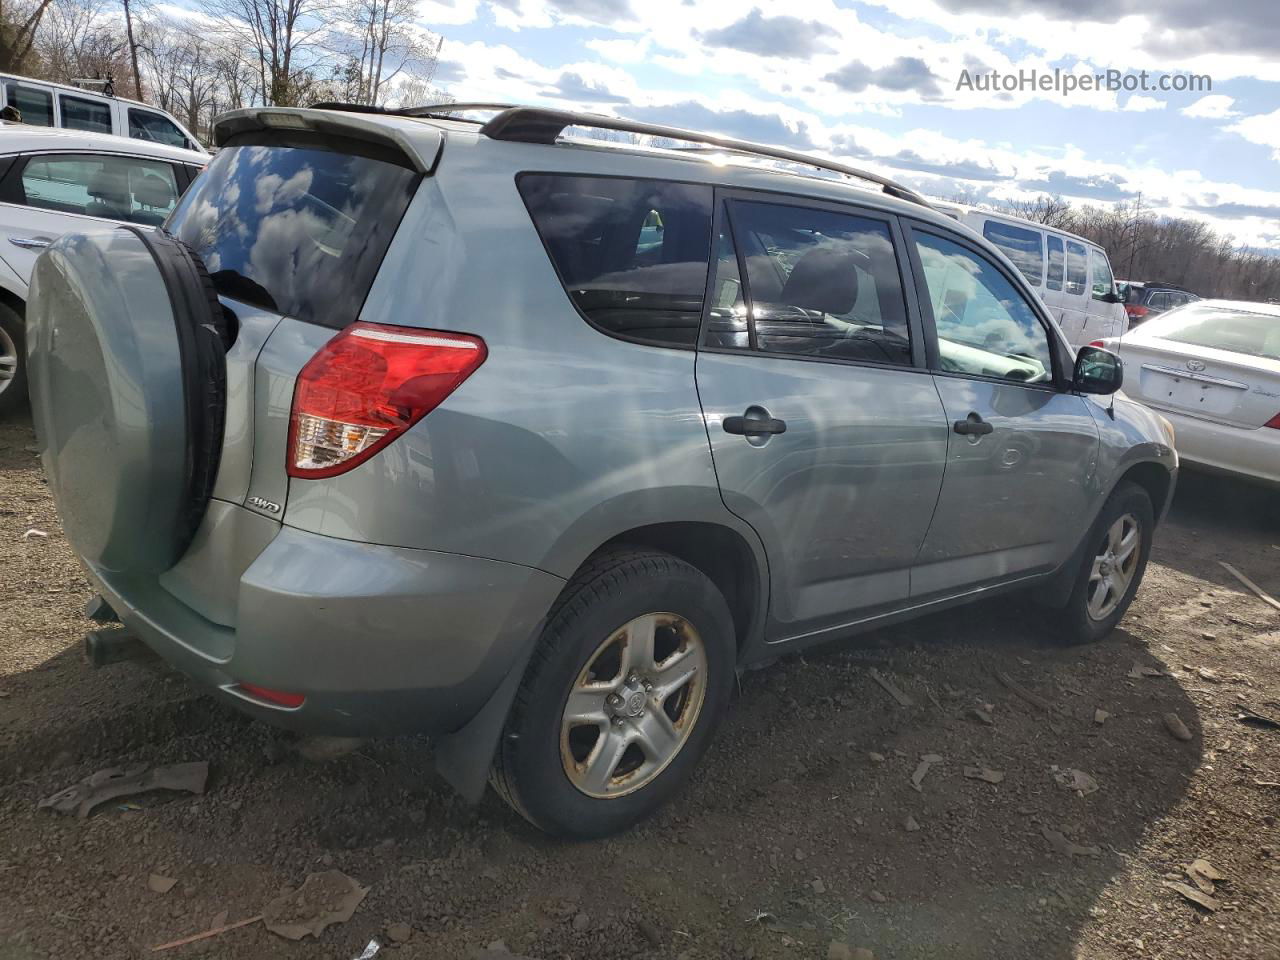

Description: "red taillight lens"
287 323 487 479
1125 304 1148 320
238 683 305 708
1088 340 1107 348
1266 413 1280 430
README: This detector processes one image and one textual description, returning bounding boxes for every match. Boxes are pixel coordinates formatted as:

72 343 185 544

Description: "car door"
903 223 1099 598
1083 246 1123 341
0 151 184 282
695 193 949 641
1054 238 1092 347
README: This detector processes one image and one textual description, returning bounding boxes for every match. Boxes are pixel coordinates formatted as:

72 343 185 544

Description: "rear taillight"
1088 340 1107 348
1125 304 1148 320
287 323 487 479
238 683 305 708
1266 413 1280 430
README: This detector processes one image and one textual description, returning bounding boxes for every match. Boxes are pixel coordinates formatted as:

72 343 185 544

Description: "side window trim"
701 185 929 371
901 218 1066 390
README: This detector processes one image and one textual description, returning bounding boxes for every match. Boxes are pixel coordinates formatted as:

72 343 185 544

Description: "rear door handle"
723 412 787 436
9 236 51 250
953 413 994 436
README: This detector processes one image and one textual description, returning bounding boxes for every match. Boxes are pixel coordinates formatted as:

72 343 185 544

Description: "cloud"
881 149 1006 181
621 101 815 148
433 60 468 84
1185 201 1280 220
547 0 632 22
1018 170 1137 201
825 57 943 98
1181 95 1238 119
698 9 837 59
1122 95 1165 112
544 70 630 103
1227 107 1280 160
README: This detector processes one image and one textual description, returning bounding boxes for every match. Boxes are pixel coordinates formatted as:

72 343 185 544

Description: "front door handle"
953 413 994 436
9 236 51 250
723 411 787 436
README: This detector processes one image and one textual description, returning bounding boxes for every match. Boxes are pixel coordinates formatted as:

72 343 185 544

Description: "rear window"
982 220 1043 286
1144 305 1280 361
517 174 713 348
167 144 418 328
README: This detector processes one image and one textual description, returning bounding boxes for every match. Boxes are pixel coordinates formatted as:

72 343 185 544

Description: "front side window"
518 175 713 347
982 220 1044 286
20 153 179 225
712 199 912 366
128 108 188 148
60 94 112 134
1046 235 1064 292
914 231 1054 384
168 142 419 328
1090 248 1116 301
1064 241 1088 296
4 82 52 126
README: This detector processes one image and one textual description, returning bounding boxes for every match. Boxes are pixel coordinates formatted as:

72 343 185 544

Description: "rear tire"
1057 482 1154 645
0 303 26 416
491 548 735 838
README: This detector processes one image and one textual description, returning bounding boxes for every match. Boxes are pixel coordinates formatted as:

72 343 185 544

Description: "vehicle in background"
26 104 1175 838
1 73 203 152
931 202 1127 348
1093 300 1280 486
0 127 207 413
1117 279 1200 325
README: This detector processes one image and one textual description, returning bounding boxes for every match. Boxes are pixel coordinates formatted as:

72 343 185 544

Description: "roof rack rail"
308 101 518 123
478 106 929 207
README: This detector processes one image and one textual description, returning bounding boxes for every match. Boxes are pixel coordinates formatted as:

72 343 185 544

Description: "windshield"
167 143 418 328
1141 304 1280 361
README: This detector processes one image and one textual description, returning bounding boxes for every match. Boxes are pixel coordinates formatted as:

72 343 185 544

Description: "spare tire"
27 226 227 575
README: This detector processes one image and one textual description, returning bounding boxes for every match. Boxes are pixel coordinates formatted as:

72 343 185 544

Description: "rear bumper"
85 516 566 736
1161 409 1280 487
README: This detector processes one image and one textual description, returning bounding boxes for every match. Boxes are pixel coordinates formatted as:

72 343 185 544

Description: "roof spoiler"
478 106 930 207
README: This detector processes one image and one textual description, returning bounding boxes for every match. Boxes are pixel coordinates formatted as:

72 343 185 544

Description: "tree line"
0 0 448 142
1000 194 1280 303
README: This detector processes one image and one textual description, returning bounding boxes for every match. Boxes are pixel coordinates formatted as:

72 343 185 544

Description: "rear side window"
982 220 1043 286
20 153 179 225
1046 235 1064 291
518 175 713 348
128 108 188 148
60 94 111 134
4 81 52 126
1064 241 1088 296
168 144 419 328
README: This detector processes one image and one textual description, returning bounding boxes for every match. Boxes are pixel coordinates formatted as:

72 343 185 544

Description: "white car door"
1082 246 1125 342
0 150 183 283
1055 239 1092 347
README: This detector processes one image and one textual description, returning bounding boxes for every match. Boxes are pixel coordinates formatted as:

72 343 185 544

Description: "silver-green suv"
26 104 1177 837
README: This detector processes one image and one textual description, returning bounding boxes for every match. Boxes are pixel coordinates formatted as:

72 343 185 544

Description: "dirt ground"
2 411 1278 960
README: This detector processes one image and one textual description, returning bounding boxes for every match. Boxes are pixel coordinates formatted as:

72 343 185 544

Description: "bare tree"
1 0 55 72
122 0 142 99
35 0 133 93
332 0 440 106
1002 194 1073 229
202 0 329 106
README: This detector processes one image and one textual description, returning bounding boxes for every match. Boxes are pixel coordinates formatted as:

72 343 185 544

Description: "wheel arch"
0 285 25 320
1115 459 1175 521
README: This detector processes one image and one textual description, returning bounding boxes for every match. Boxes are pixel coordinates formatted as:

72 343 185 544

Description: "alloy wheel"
0 324 16 398
1087 513 1141 621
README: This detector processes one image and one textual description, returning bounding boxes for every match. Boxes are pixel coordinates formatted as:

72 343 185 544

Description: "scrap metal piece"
39 762 209 819
262 870 368 941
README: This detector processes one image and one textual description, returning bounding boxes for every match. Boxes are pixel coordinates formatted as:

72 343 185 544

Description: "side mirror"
1074 345 1123 395
1098 290 1122 304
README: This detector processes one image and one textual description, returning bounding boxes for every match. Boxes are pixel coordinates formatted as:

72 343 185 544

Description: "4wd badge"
248 496 282 514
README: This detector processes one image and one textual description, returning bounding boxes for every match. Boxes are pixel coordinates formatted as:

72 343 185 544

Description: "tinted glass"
915 231 1054 384
1046 235 1064 291
1148 291 1172 310
982 220 1043 285
721 200 911 366
704 208 749 348
4 82 52 126
20 154 179 225
1090 248 1116 300
128 108 187 148
60 94 111 133
168 144 418 327
519 175 712 347
1064 241 1088 296
1143 305 1280 361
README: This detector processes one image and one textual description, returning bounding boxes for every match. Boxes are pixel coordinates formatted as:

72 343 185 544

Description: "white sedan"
1094 299 1280 486
0 125 208 413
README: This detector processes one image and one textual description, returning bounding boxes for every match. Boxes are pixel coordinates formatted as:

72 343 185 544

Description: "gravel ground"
1 411 1278 960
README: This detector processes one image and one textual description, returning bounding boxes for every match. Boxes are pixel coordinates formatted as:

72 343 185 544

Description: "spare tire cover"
27 226 226 574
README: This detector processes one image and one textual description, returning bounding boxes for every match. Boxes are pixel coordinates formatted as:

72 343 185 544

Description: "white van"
1 74 202 152
931 201 1127 348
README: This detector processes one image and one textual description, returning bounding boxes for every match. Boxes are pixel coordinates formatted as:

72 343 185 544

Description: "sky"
404 0 1280 250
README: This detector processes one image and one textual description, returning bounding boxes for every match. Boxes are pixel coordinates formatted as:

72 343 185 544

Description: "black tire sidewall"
502 554 735 838
1061 482 1155 644
0 304 26 415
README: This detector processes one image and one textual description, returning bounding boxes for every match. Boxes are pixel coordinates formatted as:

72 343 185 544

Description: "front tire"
1058 482 1154 645
491 548 735 838
0 303 26 416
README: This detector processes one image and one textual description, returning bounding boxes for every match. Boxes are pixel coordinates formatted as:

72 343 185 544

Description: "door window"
60 94 112 134
518 174 714 347
982 220 1044 286
1064 241 1088 296
128 109 188 148
1089 248 1116 301
20 154 180 225
1046 235 1064 291
914 231 1055 384
3 82 53 126
711 199 913 366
